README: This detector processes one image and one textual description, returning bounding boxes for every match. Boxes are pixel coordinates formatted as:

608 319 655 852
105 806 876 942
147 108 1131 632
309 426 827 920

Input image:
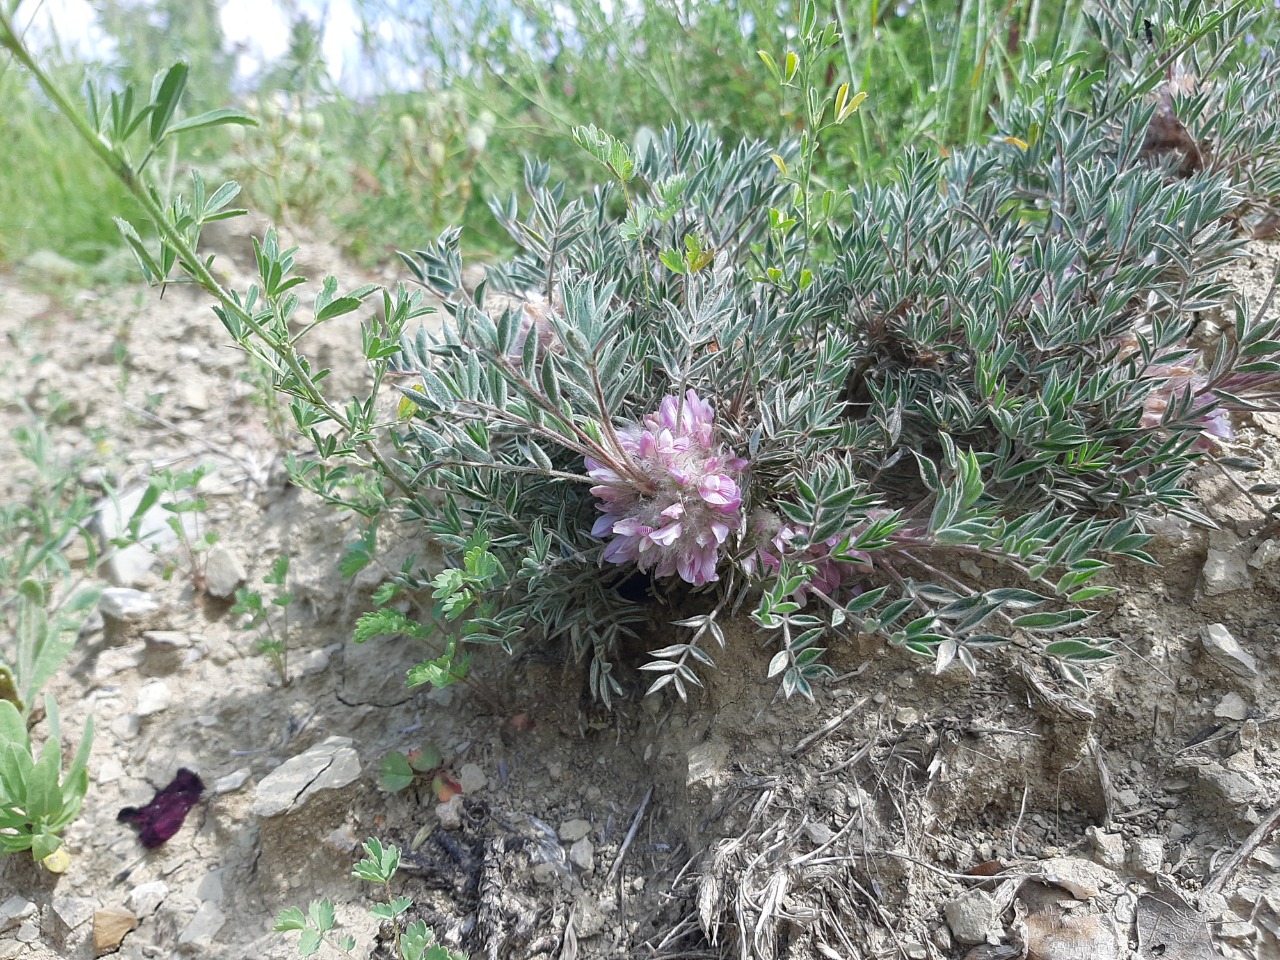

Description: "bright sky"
15 0 368 88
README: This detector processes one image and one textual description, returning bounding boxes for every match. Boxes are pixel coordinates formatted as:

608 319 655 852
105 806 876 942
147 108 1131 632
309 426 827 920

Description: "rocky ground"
0 227 1278 960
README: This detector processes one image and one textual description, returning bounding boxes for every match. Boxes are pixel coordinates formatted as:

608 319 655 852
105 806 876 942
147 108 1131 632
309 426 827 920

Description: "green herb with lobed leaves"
231 555 294 685
275 838 465 960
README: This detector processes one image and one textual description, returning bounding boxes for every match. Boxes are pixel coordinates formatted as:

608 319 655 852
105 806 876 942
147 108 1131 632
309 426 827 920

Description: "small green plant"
0 694 93 872
275 838 466 960
230 555 293 685
0 418 101 716
378 741 462 803
111 465 220 593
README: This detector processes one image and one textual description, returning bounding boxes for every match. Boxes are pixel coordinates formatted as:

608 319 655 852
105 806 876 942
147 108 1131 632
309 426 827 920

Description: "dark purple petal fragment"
117 768 205 848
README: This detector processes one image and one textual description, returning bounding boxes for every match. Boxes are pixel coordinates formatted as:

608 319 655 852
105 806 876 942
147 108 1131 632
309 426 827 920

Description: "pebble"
178 901 226 945
0 896 36 932
1200 624 1259 680
944 889 998 945
110 714 140 741
569 837 595 873
559 819 591 842
204 544 246 599
135 679 172 716
96 756 125 785
1202 540 1252 595
93 907 138 956
251 736 362 817
436 794 464 830
99 588 160 623
1086 827 1126 871
214 768 252 795
1129 837 1164 878
1215 692 1250 721
458 762 487 794
52 896 96 931
124 882 169 919
295 648 331 677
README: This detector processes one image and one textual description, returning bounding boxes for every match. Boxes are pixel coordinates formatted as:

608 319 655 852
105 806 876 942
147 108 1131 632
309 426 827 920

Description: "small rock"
1248 538 1280 569
805 822 836 845
110 714 140 741
93 906 138 957
176 380 209 413
251 736 361 817
559 819 591 842
135 679 172 716
458 762 487 795
96 756 125 785
895 707 920 726
1197 762 1265 806
1086 827 1126 871
1200 624 1259 680
436 794 464 830
1202 538 1252 595
1215 692 1250 721
178 901 226 945
296 648 331 677
1117 788 1141 808
214 768 251 795
124 882 168 919
0 896 36 932
945 889 998 945
15 921 38 943
93 486 192 586
546 761 562 780
203 545 246 599
93 643 145 680
195 869 225 904
52 896 97 931
569 837 595 873
141 631 191 672
99 588 159 623
1129 838 1164 878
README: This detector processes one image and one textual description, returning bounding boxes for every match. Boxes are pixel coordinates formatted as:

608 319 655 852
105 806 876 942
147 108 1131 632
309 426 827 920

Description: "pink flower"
588 389 745 586
1140 362 1233 450
739 508 877 604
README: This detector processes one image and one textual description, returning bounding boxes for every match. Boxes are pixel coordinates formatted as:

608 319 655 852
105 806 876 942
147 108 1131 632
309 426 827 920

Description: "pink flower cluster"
587 390 746 586
739 508 876 604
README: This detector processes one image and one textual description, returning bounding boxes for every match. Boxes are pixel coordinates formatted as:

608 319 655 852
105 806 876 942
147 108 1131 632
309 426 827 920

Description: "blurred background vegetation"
1 0 1107 274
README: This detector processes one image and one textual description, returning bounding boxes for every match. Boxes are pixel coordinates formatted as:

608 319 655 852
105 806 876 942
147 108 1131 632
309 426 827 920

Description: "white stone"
96 756 125 784
559 819 591 842
1086 827 1125 871
51 896 96 930
1129 838 1164 878
178 901 226 945
1201 624 1259 680
458 762 487 795
125 881 169 919
1202 539 1252 595
569 837 595 873
0 896 36 932
436 794 464 830
110 714 140 740
135 679 172 716
99 588 159 622
214 768 252 795
203 544 246 599
1215 692 1250 721
1248 538 1280 570
251 736 361 817
296 648 331 677
945 889 998 945
93 486 191 586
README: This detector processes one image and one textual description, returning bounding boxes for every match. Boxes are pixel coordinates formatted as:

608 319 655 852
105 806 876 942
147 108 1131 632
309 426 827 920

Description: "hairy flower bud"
587 390 746 586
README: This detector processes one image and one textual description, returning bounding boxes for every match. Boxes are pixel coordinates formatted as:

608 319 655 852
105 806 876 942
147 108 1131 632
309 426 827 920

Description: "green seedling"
231 555 293 685
111 465 219 594
0 694 93 871
378 742 461 803
275 837 466 959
